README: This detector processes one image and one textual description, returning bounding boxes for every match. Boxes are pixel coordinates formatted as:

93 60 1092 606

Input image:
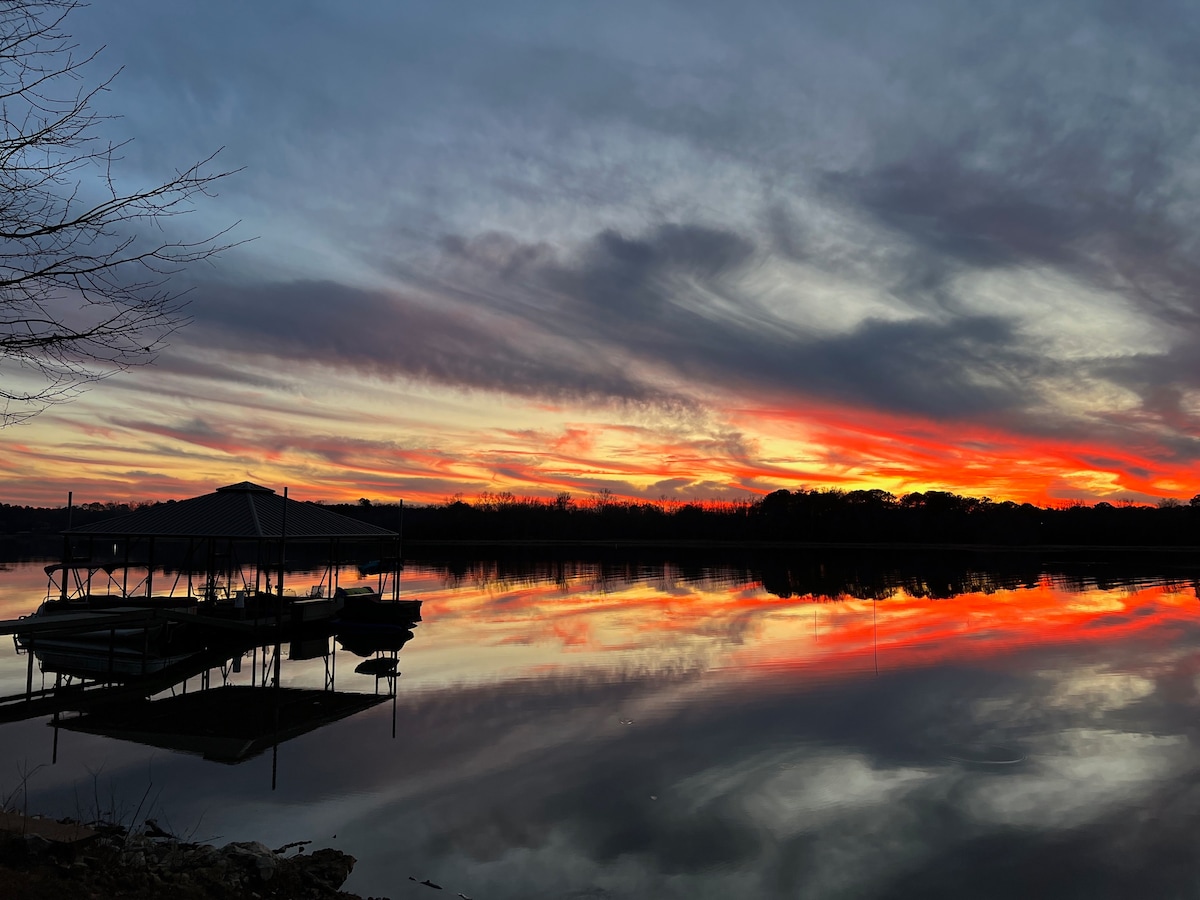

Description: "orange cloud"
730 400 1200 505
6 369 1200 507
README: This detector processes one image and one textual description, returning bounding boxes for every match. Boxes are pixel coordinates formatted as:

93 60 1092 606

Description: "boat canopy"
64 482 396 541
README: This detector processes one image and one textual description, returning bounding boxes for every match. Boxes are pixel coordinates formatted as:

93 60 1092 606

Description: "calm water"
2 553 1200 898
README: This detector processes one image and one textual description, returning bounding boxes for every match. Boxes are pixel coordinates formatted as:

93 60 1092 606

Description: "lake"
2 549 1200 899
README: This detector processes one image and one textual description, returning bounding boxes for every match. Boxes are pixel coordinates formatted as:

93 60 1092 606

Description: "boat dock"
0 605 300 639
2 481 417 745
2 607 293 721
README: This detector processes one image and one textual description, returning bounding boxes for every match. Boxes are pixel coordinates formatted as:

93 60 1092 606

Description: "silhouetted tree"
0 0 238 426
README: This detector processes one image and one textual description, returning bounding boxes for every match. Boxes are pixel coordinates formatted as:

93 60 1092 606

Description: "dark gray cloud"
826 159 1089 271
430 224 1051 421
793 1 1200 340
188 223 1052 427
823 144 1200 330
188 279 670 407
771 315 1032 418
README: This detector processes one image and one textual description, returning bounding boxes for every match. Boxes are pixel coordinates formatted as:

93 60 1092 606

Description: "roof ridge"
216 481 275 493
64 484 397 538
246 490 263 537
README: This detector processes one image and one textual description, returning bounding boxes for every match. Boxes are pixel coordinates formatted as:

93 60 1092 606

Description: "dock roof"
65 482 397 540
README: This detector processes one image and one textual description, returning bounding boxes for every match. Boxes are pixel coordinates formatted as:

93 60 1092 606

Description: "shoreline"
0 812 379 900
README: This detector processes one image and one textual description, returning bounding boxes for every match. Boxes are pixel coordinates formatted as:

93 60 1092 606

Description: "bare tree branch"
0 0 242 426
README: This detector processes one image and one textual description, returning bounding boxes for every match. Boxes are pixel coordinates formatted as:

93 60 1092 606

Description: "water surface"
2 554 1199 898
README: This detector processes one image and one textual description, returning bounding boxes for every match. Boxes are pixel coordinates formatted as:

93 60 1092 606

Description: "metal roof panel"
66 483 397 539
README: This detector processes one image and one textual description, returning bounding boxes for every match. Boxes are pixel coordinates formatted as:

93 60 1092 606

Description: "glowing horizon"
5 385 1199 509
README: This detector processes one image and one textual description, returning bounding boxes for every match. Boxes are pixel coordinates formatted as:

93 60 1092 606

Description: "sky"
3 0 1200 507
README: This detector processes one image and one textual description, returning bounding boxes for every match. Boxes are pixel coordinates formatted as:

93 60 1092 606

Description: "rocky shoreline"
0 813 385 900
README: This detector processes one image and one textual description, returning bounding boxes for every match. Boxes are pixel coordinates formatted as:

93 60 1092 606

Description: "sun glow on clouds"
5 351 1200 507
731 399 1200 506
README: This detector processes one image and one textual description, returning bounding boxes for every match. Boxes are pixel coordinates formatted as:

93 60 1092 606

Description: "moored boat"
333 585 422 624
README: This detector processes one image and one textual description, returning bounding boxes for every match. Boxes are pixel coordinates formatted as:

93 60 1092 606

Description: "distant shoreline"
5 489 1200 551
400 538 1200 552
5 534 1200 553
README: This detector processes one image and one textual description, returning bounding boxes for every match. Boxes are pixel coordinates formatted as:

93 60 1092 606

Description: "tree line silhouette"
3 489 1200 549
325 488 1200 547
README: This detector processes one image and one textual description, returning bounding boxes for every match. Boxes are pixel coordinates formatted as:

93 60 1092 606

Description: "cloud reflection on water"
2 559 1200 897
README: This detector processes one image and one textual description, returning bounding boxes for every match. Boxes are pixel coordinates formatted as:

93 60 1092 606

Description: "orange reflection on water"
400 568 1200 689
718 579 1200 679
3 559 1197 692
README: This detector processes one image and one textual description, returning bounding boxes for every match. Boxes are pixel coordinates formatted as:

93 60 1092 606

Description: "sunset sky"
4 0 1200 507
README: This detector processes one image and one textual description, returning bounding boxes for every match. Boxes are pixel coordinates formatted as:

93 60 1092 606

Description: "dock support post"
146 538 155 599
278 488 288 600
60 492 72 601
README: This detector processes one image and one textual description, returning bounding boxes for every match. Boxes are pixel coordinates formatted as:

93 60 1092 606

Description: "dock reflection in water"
3 553 1200 899
5 593 418 783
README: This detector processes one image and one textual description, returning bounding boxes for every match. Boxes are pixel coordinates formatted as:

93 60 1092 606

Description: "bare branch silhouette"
0 0 242 425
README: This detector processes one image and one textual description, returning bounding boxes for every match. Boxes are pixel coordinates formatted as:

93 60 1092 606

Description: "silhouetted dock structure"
53 480 403 604
2 483 421 781
60 684 389 763
8 480 416 644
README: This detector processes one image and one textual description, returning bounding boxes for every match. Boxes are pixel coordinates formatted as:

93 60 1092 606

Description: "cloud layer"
5 0 1200 504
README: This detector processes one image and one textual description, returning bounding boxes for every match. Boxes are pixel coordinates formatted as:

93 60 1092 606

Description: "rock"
296 846 356 890
192 863 228 884
0 812 365 899
143 818 172 839
22 833 53 857
226 840 280 881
